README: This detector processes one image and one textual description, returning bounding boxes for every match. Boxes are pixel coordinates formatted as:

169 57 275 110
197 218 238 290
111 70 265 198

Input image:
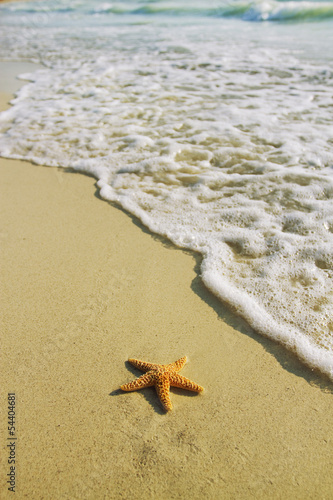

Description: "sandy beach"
1 61 333 499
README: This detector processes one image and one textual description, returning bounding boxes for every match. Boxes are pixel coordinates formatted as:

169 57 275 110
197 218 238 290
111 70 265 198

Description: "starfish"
120 356 204 411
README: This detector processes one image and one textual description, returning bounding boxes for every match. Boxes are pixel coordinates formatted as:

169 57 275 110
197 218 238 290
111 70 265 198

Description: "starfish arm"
128 358 161 372
169 373 204 393
120 373 155 391
167 356 187 372
155 377 173 411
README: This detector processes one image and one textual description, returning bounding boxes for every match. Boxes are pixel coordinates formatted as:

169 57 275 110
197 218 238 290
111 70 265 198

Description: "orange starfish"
120 356 204 411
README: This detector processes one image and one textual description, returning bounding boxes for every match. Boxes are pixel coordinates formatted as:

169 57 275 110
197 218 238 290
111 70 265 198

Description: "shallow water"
0 0 332 379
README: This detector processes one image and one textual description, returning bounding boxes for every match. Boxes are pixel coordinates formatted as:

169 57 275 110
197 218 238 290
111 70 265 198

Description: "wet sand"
0 61 332 499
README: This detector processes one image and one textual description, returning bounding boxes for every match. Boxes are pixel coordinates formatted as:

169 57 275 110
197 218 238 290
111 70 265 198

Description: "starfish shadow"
111 387 167 415
137 389 167 415
109 388 123 396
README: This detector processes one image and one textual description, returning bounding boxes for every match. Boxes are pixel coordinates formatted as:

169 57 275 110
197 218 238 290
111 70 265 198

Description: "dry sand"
1 61 333 499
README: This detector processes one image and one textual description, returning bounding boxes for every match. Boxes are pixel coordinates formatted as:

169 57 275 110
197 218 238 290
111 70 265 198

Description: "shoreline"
1 61 333 499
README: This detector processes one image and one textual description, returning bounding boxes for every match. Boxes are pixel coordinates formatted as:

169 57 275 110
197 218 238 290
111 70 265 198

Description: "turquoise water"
2 0 333 23
0 0 333 379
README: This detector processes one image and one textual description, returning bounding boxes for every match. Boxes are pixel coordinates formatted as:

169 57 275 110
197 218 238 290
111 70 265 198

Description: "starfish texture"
120 356 204 411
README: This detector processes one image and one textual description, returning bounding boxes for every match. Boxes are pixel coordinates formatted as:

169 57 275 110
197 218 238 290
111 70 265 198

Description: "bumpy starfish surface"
120 356 204 411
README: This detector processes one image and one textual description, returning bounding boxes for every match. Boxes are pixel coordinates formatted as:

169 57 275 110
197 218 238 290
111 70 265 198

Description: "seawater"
0 0 333 380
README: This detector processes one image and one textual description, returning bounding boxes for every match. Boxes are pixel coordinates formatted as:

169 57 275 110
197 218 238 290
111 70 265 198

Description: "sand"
0 61 332 500
0 0 29 4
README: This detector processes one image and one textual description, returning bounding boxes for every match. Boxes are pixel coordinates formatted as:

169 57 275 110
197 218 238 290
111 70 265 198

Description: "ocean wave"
241 0 333 21
90 0 333 22
2 0 333 23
